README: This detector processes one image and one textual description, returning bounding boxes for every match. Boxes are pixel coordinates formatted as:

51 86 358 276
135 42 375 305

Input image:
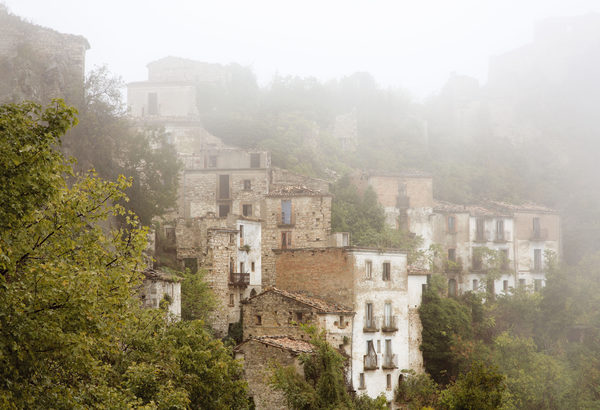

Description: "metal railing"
229 272 250 286
364 354 378 370
382 354 398 369
381 315 398 332
363 316 379 332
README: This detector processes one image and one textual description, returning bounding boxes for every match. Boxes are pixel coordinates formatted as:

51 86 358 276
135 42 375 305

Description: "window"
535 279 543 292
243 179 251 190
295 312 303 323
281 231 292 249
472 279 478 290
239 262 245 273
384 303 392 328
255 315 262 325
448 279 457 297
365 260 372 279
183 258 198 274
365 303 374 329
229 294 234 306
359 373 366 389
239 225 244 238
384 339 393 367
496 220 505 241
165 226 176 243
476 217 485 241
503 280 509 292
519 278 526 288
339 315 345 328
377 340 381 353
342 232 350 246
281 200 292 224
501 249 509 270
218 175 230 199
218 204 230 218
448 215 456 233
251 262 255 272
250 153 261 168
242 204 253 217
533 217 541 238
387 374 392 390
147 92 158 115
382 262 391 281
448 248 456 262
472 249 482 270
534 249 542 272
208 155 217 168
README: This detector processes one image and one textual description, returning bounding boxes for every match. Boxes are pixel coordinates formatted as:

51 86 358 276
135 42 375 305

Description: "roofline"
272 246 409 255
234 336 314 354
243 287 354 314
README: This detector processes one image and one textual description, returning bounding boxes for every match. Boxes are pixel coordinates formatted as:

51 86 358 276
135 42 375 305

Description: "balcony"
494 231 511 243
530 228 548 241
363 316 379 332
229 272 250 286
382 354 398 369
381 315 398 332
364 354 378 370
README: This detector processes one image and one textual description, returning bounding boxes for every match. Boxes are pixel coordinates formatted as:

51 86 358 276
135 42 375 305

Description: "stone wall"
273 248 354 307
270 167 330 192
0 6 89 104
235 341 303 410
261 195 332 287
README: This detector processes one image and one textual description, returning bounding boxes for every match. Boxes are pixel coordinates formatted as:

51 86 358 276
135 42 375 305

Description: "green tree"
271 326 386 410
63 66 180 225
394 370 440 409
0 100 248 408
180 268 216 322
439 362 506 410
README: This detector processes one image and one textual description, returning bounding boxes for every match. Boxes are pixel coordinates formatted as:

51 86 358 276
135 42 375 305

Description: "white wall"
127 83 198 117
237 219 262 296
350 250 409 403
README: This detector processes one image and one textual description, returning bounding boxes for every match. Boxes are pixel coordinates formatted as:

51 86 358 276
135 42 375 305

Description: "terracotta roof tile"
248 287 353 314
253 336 314 353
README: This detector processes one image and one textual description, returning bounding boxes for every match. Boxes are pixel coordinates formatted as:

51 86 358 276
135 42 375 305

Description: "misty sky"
4 0 600 98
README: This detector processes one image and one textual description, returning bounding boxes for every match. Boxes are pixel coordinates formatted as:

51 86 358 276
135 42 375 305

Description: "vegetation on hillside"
0 100 248 408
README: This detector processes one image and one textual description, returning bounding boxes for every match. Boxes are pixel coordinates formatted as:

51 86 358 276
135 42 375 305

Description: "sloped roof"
246 287 353 314
486 200 557 214
266 185 330 197
433 200 469 213
236 336 314 354
142 269 181 283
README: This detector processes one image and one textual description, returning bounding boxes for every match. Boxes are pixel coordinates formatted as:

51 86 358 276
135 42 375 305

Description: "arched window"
250 288 257 298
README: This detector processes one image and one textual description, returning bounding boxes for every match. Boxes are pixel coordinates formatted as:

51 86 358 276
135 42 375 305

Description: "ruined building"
0 5 89 104
354 170 561 295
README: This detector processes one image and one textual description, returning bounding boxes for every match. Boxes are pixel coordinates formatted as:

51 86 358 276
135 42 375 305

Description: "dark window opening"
503 280 509 292
218 204 230 218
534 249 542 272
255 315 262 325
496 220 505 241
448 279 457 297
218 175 230 199
448 216 456 233
281 231 292 249
208 155 217 168
535 279 542 292
243 204 253 217
281 200 292 224
240 262 245 273
476 217 485 241
183 258 198 274
448 248 456 262
383 262 391 281
533 217 541 238
243 179 251 190
251 262 255 272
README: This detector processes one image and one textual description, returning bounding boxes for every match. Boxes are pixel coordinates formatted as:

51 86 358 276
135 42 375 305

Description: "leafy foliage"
0 100 248 408
270 326 386 410
180 268 216 322
439 362 506 410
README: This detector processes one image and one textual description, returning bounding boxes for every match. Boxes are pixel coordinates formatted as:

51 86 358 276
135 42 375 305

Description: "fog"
4 0 600 98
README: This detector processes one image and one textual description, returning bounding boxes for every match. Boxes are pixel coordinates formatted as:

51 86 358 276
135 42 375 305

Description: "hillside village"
6 5 596 408
128 56 561 407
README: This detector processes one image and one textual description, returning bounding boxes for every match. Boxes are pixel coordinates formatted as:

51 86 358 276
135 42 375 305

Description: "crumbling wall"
274 248 354 307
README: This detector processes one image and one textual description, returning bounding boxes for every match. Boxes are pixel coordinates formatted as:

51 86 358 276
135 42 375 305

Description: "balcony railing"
381 315 398 332
229 272 250 286
530 228 548 241
364 354 378 370
382 354 398 369
363 316 379 332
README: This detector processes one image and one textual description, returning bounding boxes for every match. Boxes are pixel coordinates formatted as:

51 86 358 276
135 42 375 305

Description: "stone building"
0 5 89 104
140 269 181 319
272 246 422 404
355 170 561 296
242 287 354 356
173 214 262 336
261 186 333 287
234 336 313 410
